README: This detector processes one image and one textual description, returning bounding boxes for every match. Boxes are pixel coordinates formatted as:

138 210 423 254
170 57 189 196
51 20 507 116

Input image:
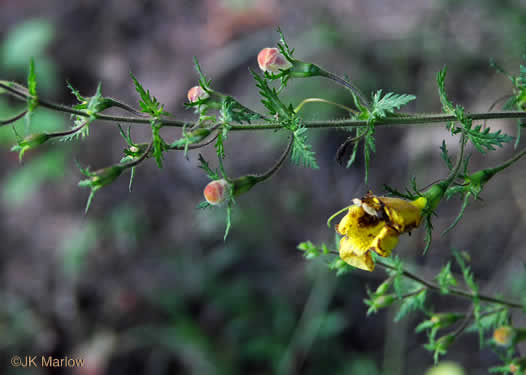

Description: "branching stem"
375 259 522 309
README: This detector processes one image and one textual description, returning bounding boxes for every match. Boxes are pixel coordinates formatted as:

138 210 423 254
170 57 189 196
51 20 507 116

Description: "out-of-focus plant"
1 28 525 372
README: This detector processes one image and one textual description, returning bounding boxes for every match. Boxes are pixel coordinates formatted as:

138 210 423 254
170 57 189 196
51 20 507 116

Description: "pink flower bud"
203 179 229 205
257 47 292 73
187 86 209 103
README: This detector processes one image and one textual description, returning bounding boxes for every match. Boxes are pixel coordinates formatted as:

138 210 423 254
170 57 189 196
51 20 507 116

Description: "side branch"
375 259 522 309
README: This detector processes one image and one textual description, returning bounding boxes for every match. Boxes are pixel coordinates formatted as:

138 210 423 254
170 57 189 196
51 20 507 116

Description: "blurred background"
0 0 525 374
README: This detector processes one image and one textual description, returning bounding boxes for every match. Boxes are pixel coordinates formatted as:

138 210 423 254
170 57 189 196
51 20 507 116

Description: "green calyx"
78 165 125 192
431 313 464 330
231 175 265 197
11 133 51 161
289 60 323 78
422 182 448 211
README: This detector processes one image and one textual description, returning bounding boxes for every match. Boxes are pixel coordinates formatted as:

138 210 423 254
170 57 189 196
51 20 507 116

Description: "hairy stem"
2 81 524 130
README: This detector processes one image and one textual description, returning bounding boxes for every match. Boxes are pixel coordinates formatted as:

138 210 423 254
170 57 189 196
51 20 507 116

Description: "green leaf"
442 192 471 235
440 140 453 170
435 262 457 293
250 69 292 119
395 289 427 322
363 128 375 183
328 258 353 276
422 213 433 255
67 81 85 102
151 120 165 168
193 57 212 93
437 66 454 114
276 27 294 60
25 58 38 127
383 183 417 200
425 334 455 364
198 154 220 180
220 95 262 125
196 201 210 209
452 249 478 294
370 90 416 119
463 122 514 153
27 59 37 98
344 128 362 168
224 202 232 241
130 72 168 117
291 127 318 168
297 241 327 259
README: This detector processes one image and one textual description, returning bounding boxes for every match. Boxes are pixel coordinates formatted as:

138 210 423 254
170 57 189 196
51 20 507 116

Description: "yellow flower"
335 192 427 271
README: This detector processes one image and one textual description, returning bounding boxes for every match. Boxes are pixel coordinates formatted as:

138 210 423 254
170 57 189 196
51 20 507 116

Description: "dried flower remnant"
257 47 292 73
187 85 209 103
335 192 427 271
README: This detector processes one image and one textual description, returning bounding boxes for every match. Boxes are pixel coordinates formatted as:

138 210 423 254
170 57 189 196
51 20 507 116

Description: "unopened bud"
375 280 391 295
257 48 292 73
78 166 124 191
493 326 515 347
187 85 209 103
374 294 397 309
203 179 230 205
431 313 464 329
11 133 51 161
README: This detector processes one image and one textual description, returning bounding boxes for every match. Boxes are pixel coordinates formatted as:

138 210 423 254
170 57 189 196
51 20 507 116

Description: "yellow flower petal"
334 192 427 272
337 205 385 256
339 248 375 271
369 226 399 257
378 196 426 233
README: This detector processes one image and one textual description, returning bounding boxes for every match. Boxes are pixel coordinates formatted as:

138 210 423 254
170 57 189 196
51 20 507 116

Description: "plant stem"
251 135 294 183
318 70 370 108
443 132 466 187
487 147 526 174
294 97 358 114
0 110 27 126
375 259 522 309
2 82 524 130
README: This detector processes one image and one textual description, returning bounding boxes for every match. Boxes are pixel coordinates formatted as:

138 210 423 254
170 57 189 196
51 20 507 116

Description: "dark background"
0 0 525 374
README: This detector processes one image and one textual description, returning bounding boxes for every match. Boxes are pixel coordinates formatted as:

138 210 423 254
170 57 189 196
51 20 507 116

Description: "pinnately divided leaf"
292 127 319 169
371 90 416 119
130 73 168 117
464 123 513 153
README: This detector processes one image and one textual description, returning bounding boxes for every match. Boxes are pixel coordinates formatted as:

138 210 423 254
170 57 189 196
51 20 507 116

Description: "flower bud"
187 85 209 103
78 166 124 192
257 48 292 73
430 313 463 330
11 133 51 161
493 326 515 347
203 179 230 205
375 280 391 295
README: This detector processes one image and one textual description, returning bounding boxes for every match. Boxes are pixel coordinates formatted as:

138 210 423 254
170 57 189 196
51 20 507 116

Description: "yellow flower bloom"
335 192 427 271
